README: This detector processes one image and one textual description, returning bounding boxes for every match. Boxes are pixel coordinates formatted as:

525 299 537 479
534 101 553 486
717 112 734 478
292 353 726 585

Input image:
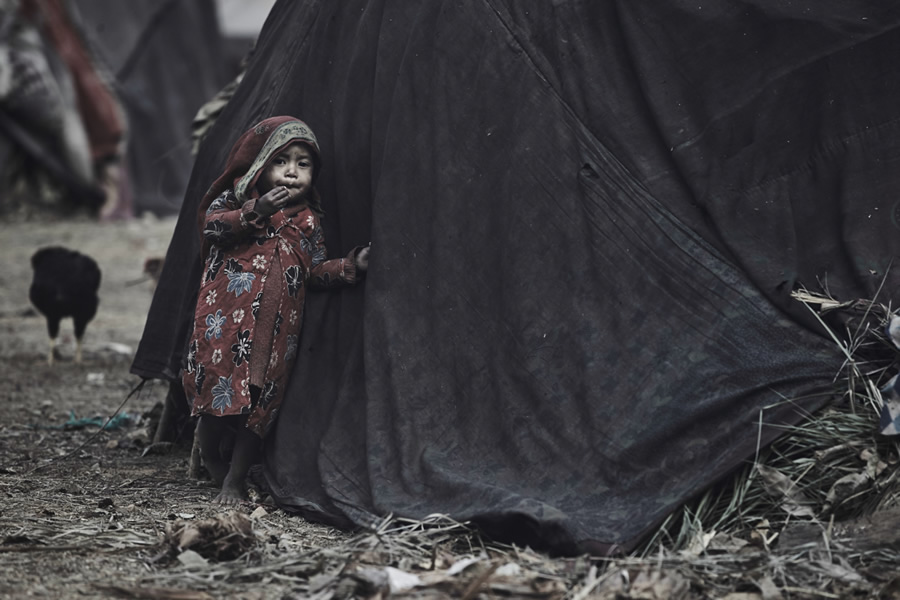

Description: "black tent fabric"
132 0 900 554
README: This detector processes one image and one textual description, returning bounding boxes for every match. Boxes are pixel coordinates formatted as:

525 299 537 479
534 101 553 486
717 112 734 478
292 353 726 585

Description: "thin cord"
23 378 148 475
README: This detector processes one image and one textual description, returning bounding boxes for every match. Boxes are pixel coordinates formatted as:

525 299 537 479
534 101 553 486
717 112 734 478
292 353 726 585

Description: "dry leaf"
812 559 864 583
707 532 750 554
176 549 208 568
823 472 870 513
629 568 691 600
681 529 716 558
756 464 816 517
163 511 256 561
757 575 782 600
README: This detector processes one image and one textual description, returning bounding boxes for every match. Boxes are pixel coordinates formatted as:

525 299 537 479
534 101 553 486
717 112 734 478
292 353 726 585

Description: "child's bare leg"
216 424 260 505
196 415 229 486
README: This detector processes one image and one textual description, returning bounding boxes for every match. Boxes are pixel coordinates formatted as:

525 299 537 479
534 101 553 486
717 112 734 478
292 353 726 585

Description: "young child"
183 116 370 505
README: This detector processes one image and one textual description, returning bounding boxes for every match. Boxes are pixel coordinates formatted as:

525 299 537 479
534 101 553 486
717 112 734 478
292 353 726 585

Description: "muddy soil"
0 215 349 599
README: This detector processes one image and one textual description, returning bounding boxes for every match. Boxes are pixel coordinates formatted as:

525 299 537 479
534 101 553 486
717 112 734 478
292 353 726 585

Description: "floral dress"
183 189 357 436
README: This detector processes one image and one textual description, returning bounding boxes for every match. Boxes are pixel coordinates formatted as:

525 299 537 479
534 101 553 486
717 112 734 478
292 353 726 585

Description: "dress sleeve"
201 190 268 246
307 222 360 289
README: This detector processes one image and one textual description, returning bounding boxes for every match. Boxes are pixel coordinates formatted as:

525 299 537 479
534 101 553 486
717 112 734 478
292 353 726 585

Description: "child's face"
257 142 315 202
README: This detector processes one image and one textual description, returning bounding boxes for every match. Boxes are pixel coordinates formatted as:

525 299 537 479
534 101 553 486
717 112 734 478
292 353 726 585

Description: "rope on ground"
23 377 148 475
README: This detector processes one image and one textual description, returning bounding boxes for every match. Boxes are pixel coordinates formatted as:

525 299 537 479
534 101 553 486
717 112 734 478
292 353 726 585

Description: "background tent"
0 0 234 219
0 0 116 217
73 0 232 216
133 0 900 555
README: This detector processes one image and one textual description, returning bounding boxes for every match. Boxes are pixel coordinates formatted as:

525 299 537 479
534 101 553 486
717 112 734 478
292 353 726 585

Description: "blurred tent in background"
0 0 251 219
0 0 118 218
74 0 232 217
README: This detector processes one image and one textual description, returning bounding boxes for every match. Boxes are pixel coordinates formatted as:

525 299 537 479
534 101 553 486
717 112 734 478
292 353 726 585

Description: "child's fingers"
269 187 290 206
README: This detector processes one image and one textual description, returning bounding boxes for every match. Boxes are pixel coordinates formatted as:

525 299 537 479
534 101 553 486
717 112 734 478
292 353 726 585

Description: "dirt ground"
0 215 354 599
0 216 591 600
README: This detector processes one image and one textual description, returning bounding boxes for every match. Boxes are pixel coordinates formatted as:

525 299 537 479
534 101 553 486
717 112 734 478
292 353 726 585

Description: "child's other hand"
356 244 371 272
255 186 291 217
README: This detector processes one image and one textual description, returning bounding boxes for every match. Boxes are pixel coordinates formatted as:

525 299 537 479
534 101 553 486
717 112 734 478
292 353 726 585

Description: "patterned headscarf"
197 116 322 231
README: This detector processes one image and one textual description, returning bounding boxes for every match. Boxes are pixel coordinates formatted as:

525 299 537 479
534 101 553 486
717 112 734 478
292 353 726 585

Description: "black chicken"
29 246 101 365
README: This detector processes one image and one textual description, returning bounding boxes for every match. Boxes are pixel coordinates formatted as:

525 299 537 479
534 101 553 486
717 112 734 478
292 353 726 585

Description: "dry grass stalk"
640 288 900 557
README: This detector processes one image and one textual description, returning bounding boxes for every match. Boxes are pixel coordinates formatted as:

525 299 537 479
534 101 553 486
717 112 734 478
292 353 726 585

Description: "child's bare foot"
213 480 248 506
207 418 259 507
196 415 234 487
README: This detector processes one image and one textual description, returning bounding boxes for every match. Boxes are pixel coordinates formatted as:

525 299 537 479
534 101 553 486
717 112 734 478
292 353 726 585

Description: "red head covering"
197 116 321 231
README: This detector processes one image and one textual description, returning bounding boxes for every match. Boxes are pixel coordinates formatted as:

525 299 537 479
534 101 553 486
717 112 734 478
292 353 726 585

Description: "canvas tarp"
132 0 900 554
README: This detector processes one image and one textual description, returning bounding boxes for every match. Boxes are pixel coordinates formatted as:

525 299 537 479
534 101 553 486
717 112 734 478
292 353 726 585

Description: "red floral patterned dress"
182 189 358 436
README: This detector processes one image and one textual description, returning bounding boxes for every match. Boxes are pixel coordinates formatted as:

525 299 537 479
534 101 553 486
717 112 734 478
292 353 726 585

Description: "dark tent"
132 0 900 555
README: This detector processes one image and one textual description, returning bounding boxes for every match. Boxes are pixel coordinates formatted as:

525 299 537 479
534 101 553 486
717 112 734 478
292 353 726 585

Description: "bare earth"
0 216 582 600
0 216 352 599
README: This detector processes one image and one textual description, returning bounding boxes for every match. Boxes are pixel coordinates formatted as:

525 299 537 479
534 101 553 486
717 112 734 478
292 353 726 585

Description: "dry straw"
641 286 900 556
